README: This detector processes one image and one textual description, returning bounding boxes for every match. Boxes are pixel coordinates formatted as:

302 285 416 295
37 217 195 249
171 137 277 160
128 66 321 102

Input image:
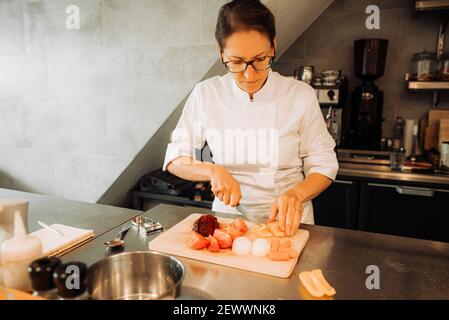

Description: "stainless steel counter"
62 204 449 300
0 188 142 238
338 163 449 186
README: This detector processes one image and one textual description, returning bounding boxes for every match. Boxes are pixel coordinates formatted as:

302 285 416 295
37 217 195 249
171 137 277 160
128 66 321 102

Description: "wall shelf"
415 0 449 11
405 9 449 107
407 80 449 90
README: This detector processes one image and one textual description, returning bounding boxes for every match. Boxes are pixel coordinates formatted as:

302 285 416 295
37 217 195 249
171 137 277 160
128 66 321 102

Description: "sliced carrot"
268 250 290 261
253 229 273 238
271 238 280 251
268 222 286 238
280 239 291 248
289 249 298 258
253 223 268 231
272 229 286 238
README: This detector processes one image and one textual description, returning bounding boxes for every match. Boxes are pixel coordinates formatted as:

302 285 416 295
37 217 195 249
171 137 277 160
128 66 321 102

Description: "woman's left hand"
268 189 303 236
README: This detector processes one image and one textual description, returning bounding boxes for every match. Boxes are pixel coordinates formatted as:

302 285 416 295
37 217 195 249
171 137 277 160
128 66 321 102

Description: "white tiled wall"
0 0 333 204
0 0 221 202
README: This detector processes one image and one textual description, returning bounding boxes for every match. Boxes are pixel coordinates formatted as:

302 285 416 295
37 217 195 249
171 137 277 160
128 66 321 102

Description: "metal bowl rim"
88 250 186 299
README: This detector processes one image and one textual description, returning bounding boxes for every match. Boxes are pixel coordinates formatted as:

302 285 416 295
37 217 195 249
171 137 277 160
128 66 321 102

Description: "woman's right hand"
208 164 242 207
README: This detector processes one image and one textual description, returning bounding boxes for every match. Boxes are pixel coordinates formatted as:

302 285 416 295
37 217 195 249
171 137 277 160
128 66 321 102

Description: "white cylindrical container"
403 119 417 158
1 210 42 291
0 198 29 286
440 141 449 170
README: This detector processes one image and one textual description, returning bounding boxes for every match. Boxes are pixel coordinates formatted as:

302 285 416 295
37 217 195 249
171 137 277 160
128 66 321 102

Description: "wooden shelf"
415 0 449 11
407 80 449 90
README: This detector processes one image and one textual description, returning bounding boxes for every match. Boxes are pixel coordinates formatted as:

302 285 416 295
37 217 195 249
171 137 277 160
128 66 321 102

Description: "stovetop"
337 148 391 166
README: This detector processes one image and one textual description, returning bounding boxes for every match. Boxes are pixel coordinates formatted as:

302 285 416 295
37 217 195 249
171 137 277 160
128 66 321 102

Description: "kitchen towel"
29 224 94 257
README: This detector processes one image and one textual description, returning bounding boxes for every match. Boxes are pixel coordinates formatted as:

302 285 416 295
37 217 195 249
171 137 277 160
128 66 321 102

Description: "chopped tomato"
188 230 210 250
213 229 233 249
207 235 220 252
230 218 248 234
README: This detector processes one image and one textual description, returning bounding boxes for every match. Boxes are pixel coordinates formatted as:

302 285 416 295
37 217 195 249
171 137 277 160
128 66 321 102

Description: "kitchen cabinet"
358 182 449 243
314 176 449 243
312 179 359 229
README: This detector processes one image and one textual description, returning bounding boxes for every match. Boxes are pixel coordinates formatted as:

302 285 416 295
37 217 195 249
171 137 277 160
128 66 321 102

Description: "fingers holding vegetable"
268 189 303 236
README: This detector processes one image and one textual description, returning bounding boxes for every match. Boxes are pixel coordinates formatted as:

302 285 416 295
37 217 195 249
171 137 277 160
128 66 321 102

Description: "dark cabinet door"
313 179 359 229
358 182 449 242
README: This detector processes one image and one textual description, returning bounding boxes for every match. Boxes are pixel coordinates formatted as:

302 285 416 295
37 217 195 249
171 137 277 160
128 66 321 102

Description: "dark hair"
215 0 276 50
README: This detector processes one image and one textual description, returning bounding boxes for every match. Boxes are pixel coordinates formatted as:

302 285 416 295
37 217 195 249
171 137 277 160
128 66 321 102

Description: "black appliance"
140 169 195 196
138 169 214 206
346 39 388 150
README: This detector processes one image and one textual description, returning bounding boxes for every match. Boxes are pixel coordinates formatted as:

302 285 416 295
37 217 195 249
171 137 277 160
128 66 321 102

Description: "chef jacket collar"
231 69 275 104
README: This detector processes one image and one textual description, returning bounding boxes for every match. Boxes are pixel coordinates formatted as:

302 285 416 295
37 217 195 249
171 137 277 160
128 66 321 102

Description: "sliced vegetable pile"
188 214 298 261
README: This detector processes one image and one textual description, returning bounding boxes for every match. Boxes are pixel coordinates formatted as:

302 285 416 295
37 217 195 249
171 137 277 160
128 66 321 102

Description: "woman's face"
221 30 276 96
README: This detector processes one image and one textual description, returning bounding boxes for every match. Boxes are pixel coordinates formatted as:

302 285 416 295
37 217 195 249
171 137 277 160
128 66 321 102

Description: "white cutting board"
148 213 309 278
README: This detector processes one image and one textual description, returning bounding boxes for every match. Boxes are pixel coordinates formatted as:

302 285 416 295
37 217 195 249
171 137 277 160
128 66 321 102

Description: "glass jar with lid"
410 50 438 81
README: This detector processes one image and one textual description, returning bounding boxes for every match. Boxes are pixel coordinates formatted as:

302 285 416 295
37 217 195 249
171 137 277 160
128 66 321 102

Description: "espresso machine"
313 71 348 146
346 39 388 150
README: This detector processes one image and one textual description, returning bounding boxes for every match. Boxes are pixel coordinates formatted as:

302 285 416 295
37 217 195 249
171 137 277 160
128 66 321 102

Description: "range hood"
416 0 449 10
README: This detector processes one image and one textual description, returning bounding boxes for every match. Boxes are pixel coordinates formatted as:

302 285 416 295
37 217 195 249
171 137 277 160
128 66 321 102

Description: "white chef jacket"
163 69 339 224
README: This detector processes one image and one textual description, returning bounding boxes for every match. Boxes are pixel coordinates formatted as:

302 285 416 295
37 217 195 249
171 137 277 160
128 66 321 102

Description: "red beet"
193 215 220 237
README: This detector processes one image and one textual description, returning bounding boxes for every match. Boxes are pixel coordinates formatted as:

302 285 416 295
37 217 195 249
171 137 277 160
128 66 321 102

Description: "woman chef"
163 0 338 236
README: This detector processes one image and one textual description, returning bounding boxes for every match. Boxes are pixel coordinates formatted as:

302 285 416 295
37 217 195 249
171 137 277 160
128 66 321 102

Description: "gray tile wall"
0 0 224 202
0 0 333 205
273 0 449 137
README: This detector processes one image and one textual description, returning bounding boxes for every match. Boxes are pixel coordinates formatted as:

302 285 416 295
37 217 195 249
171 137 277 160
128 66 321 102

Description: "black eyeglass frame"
221 50 276 73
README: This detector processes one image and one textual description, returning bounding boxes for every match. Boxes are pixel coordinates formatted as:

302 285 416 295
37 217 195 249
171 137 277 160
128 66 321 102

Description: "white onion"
251 238 271 257
232 237 252 256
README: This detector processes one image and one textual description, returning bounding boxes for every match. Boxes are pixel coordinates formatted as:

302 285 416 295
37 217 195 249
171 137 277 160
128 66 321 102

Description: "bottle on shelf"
393 117 405 150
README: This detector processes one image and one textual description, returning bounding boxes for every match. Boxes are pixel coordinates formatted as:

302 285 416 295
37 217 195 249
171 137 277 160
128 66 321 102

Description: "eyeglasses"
222 54 275 73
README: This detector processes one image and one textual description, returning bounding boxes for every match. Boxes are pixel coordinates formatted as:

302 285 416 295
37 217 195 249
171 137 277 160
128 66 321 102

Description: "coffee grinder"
347 39 388 150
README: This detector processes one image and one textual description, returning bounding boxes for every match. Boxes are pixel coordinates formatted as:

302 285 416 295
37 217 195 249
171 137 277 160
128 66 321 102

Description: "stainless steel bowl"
88 251 185 300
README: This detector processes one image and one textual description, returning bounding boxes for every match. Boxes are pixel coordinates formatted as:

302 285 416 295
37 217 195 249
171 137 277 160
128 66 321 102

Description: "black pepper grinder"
28 257 62 299
53 262 89 300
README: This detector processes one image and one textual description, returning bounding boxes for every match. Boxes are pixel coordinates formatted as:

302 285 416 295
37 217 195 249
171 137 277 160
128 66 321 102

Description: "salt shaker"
28 257 61 299
53 262 89 300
